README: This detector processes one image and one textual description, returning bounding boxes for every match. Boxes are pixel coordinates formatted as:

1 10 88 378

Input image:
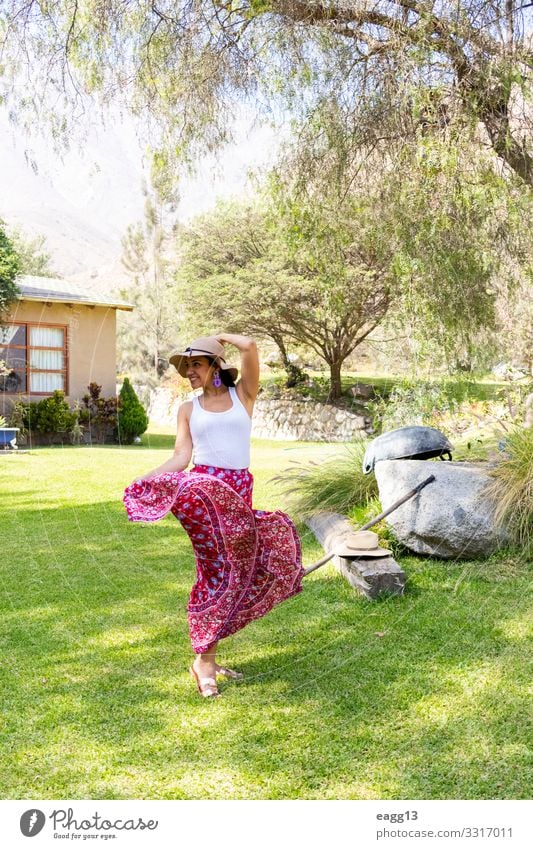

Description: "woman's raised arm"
216 333 259 403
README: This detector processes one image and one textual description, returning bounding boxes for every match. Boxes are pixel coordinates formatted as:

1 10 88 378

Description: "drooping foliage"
0 2 531 185
178 108 528 385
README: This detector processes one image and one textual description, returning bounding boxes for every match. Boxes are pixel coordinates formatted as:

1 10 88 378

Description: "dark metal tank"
362 426 453 475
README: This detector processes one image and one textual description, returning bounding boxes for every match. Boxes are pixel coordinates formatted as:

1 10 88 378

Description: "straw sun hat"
332 530 391 558
168 336 239 381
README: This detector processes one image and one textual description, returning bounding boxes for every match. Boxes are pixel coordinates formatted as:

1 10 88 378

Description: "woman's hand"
214 332 254 351
129 405 192 489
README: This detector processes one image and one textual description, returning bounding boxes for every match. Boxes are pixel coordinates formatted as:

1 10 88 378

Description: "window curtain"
29 326 65 392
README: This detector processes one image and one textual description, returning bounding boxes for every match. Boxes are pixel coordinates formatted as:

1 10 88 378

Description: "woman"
123 333 304 698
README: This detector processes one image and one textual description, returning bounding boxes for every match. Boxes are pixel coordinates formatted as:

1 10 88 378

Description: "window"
0 323 68 394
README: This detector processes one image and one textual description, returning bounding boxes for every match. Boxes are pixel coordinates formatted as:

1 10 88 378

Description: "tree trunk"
481 109 533 187
458 64 533 188
274 335 291 372
329 359 343 400
271 333 306 387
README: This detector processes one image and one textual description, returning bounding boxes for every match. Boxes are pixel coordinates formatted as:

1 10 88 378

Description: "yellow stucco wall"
1 299 118 415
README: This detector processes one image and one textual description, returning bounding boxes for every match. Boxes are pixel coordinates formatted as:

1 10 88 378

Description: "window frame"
0 321 69 396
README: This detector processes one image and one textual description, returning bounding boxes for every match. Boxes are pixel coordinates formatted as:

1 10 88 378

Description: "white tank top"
189 386 252 469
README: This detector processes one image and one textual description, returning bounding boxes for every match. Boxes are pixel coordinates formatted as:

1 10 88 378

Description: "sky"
0 108 282 292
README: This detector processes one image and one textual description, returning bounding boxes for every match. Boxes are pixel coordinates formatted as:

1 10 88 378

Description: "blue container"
0 427 20 447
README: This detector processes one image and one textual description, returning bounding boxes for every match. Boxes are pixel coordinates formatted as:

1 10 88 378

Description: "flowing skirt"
123 465 303 653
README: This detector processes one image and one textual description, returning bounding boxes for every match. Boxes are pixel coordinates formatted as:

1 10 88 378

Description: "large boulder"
374 459 507 559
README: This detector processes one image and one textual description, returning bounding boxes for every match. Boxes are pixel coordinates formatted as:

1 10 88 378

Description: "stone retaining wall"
148 388 371 442
252 397 370 441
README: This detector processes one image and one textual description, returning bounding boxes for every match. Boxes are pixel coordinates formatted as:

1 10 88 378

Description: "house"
0 275 133 416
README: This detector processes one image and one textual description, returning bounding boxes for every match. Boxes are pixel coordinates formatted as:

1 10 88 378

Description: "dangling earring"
213 368 222 388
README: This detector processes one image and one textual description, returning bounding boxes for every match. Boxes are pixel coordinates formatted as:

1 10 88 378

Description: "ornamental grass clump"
484 426 533 558
272 440 378 522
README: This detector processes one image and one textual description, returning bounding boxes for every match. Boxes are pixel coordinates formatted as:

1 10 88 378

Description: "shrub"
8 393 75 444
80 382 121 444
10 400 37 436
7 387 120 444
26 401 41 432
33 391 76 439
116 378 149 444
7 397 28 437
285 362 308 388
272 440 378 522
484 426 533 558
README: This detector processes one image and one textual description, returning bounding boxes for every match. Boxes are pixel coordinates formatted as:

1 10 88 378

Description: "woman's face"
186 356 215 389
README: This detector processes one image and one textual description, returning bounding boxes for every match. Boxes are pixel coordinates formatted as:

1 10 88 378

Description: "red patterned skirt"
123 465 303 653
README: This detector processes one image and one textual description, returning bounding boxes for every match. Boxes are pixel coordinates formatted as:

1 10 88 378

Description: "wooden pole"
358 473 436 531
303 473 435 577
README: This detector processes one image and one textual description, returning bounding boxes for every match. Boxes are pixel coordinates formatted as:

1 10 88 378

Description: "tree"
181 100 529 385
0 2 531 185
293 82 532 364
116 377 149 443
117 179 182 384
263 1 533 186
0 220 20 319
178 188 392 399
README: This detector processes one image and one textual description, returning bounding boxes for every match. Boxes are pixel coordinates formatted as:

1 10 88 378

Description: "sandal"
189 665 219 698
216 666 244 680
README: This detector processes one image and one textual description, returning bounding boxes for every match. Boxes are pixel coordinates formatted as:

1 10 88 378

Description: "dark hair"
207 357 236 387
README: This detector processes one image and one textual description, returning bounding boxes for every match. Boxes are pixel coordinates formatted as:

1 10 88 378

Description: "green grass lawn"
1 437 531 800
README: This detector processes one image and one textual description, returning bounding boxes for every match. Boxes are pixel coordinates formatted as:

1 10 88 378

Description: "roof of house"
17 275 134 311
